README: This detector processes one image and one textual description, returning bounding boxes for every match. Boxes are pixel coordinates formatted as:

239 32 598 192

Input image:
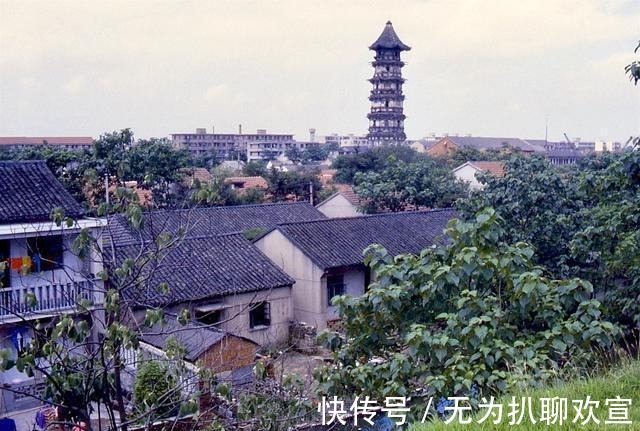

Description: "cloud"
63 75 88 95
0 0 638 142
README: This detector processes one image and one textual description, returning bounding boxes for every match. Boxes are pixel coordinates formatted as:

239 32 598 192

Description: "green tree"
625 39 640 85
457 156 582 274
284 146 302 164
265 168 322 202
315 209 617 420
354 158 467 213
243 161 267 177
570 152 640 327
300 143 328 164
443 145 508 169
332 145 424 184
134 360 181 420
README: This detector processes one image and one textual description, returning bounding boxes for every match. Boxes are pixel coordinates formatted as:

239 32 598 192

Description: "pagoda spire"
366 22 410 145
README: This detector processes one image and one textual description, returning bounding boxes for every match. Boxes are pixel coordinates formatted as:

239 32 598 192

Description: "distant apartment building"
171 127 305 162
0 136 93 151
323 133 369 148
594 140 622 152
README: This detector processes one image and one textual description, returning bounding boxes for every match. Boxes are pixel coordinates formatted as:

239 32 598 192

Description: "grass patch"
411 360 640 431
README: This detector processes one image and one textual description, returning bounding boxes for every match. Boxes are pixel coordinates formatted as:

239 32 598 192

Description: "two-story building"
0 161 104 414
254 209 456 330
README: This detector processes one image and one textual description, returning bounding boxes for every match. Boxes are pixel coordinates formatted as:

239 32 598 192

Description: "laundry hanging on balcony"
9 256 31 272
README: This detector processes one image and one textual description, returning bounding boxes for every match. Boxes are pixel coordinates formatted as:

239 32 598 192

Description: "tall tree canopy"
316 209 616 421
354 158 467 213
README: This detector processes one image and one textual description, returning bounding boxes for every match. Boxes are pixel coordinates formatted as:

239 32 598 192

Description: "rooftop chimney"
238 124 242 135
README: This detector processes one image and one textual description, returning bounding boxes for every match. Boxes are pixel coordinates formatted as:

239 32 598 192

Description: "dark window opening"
196 309 223 326
249 302 271 328
327 274 345 306
27 236 64 272
0 240 9 287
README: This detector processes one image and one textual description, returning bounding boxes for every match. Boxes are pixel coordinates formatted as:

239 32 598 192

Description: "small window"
327 274 345 306
196 309 223 326
249 302 271 328
27 235 64 272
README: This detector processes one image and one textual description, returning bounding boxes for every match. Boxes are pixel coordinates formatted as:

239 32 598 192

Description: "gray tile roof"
446 136 546 153
107 202 326 246
0 161 84 223
139 319 256 362
369 21 411 51
115 233 294 307
271 209 457 270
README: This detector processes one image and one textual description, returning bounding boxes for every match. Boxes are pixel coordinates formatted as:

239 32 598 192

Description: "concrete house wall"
453 164 484 190
316 194 361 218
256 231 367 330
214 286 292 346
325 268 365 322
255 230 327 328
152 286 293 348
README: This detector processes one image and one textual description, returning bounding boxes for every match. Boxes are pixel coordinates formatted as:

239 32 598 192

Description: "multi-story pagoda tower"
367 21 410 145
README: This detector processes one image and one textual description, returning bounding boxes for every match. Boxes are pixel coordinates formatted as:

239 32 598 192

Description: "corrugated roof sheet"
139 319 257 362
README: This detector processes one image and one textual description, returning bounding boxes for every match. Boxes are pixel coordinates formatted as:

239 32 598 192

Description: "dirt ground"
271 348 332 387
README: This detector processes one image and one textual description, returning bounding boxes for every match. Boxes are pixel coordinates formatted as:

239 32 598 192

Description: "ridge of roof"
277 207 455 227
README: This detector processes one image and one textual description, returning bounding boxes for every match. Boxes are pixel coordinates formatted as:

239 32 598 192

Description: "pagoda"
366 21 410 145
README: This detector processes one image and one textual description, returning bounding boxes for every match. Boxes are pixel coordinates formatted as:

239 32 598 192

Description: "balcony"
0 280 96 320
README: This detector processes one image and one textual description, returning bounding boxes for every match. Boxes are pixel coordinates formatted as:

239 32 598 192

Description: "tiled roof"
116 233 294 307
0 161 84 223
225 176 268 189
467 161 506 177
140 319 256 362
443 136 546 153
369 21 411 51
334 184 362 206
272 209 457 269
181 167 213 186
0 136 93 146
107 201 326 246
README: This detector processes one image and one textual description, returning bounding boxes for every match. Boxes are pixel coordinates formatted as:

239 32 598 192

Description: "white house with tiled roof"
315 185 363 218
453 161 506 190
255 209 456 330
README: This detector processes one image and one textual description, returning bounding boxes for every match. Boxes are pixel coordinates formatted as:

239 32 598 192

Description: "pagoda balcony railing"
370 92 405 99
370 74 404 81
369 107 404 114
0 279 98 320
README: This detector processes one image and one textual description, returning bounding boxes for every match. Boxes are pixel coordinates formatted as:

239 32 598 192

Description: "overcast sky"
1 0 638 143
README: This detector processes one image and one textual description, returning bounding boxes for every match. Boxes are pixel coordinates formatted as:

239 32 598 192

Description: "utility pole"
309 181 314 206
105 173 110 206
